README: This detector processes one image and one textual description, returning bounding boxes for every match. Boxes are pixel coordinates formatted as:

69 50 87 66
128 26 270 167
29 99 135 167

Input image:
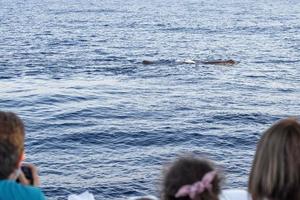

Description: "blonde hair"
249 118 300 200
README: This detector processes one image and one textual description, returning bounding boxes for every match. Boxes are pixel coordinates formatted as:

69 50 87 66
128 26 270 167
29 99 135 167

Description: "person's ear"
17 151 25 168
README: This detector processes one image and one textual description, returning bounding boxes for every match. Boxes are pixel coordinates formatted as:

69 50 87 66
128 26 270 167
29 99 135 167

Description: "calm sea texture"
0 0 300 199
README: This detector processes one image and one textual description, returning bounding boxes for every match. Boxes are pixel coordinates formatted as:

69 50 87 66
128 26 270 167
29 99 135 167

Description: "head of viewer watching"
249 118 300 200
0 111 45 200
162 156 221 200
0 111 25 180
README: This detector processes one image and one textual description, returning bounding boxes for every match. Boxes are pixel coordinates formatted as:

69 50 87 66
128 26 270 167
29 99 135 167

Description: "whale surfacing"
201 59 237 65
182 59 196 64
142 59 238 65
142 60 155 65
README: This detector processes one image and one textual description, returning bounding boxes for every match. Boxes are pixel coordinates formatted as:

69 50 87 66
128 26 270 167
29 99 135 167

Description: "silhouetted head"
249 118 300 200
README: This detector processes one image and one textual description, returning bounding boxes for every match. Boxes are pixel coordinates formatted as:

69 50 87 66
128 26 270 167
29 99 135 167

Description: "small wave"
210 112 280 125
253 60 300 64
50 9 122 15
160 27 212 33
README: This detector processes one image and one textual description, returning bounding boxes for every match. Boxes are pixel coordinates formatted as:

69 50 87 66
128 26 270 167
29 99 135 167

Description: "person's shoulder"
219 189 251 200
0 180 46 200
21 184 46 200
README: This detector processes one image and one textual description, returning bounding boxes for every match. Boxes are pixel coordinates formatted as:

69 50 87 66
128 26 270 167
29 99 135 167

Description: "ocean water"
0 0 299 199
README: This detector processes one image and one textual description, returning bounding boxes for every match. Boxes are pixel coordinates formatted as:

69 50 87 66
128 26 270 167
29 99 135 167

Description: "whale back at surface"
142 59 238 65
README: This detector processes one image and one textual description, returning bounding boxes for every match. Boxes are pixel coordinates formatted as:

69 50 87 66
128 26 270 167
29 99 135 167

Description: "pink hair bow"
175 171 216 199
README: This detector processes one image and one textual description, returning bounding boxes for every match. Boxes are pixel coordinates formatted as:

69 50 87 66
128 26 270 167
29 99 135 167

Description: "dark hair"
162 157 221 200
0 111 25 179
249 118 300 200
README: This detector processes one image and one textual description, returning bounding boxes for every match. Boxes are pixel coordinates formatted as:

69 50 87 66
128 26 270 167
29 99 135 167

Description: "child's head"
162 156 221 200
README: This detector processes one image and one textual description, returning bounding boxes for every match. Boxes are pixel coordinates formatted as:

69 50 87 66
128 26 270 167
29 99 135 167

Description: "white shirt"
128 196 159 200
220 189 251 200
127 189 250 200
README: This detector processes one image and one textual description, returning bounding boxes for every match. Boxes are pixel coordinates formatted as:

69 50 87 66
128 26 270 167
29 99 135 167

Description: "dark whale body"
142 60 155 65
201 59 237 65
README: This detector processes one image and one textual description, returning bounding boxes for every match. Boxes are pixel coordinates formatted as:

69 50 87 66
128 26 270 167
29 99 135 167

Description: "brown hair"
0 111 25 179
249 118 300 200
162 156 221 200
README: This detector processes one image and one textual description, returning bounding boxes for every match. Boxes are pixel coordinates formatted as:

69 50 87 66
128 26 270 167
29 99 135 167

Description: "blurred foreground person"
161 156 250 200
161 156 221 200
0 111 46 200
249 118 300 200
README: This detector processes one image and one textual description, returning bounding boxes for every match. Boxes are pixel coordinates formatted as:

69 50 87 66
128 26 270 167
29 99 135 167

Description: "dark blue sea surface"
0 0 300 199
